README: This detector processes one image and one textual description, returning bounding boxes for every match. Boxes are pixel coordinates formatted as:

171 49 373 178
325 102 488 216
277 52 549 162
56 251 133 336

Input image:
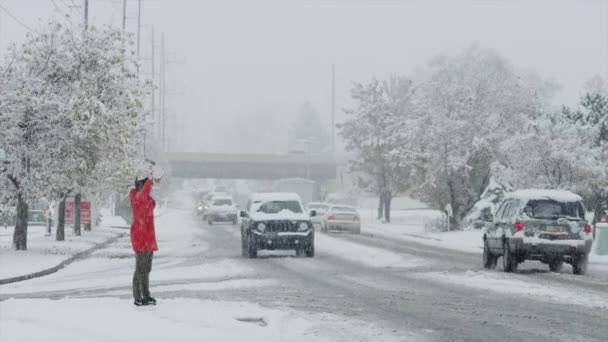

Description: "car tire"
483 240 497 270
247 233 257 259
241 232 247 257
548 259 563 272
572 254 588 275
305 243 315 257
502 241 518 273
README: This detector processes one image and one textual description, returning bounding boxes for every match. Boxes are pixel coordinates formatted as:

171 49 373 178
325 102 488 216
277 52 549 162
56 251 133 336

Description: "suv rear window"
213 199 232 206
523 200 585 220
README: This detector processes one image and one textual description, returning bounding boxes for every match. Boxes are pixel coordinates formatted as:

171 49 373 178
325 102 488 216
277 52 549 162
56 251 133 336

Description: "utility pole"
160 32 166 151
136 0 141 57
331 63 336 155
84 0 88 29
150 27 156 140
122 0 127 32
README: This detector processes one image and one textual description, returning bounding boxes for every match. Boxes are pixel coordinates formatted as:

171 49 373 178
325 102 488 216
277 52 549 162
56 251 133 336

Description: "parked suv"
483 190 593 275
240 193 316 258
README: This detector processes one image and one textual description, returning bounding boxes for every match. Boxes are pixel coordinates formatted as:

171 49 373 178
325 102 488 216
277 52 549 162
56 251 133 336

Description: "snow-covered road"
2 205 607 342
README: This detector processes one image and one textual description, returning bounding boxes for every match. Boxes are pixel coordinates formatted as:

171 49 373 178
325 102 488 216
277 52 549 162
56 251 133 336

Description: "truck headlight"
298 222 309 231
257 223 266 232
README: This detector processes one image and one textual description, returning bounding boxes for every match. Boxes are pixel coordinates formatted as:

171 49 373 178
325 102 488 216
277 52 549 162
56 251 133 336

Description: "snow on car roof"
505 189 582 202
250 192 302 202
307 202 328 207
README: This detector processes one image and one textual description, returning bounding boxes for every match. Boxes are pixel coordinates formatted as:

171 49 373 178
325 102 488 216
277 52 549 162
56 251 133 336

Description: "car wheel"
483 239 497 270
241 232 247 257
572 254 588 275
502 241 518 273
247 233 257 258
305 243 315 257
548 259 563 272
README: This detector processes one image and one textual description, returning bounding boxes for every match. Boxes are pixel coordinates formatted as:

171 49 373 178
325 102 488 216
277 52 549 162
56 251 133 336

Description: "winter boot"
145 297 157 305
134 298 147 306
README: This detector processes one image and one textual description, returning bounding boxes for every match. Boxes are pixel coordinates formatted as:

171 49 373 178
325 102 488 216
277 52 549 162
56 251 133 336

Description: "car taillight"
327 215 335 221
584 225 592 233
353 216 360 221
514 222 525 231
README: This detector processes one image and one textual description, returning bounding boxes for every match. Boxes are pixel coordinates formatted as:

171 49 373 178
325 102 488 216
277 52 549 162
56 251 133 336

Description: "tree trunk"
13 194 28 250
56 196 67 241
74 193 81 236
383 192 392 223
377 196 384 220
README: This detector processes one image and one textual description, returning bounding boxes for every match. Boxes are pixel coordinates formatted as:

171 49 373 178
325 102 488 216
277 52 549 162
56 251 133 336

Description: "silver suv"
483 190 593 275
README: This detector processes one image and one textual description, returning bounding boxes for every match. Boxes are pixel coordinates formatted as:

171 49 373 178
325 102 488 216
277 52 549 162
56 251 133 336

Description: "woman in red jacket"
130 176 158 306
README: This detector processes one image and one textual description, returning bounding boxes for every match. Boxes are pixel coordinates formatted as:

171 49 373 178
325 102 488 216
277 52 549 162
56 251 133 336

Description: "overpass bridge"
167 152 345 180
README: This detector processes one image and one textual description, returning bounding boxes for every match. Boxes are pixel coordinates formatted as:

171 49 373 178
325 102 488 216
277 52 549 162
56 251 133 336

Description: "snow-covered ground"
412 270 608 310
316 233 426 268
0 298 408 342
0 219 119 280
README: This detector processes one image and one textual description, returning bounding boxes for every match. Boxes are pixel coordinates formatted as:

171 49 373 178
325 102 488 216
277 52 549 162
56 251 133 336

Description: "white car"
207 196 238 225
321 205 361 234
240 193 316 258
307 202 329 229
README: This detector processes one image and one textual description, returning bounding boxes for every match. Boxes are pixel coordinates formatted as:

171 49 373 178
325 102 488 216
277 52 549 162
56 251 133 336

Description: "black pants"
133 251 153 300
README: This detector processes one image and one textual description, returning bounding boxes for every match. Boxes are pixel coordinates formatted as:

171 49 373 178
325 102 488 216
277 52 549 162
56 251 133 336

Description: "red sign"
65 201 92 225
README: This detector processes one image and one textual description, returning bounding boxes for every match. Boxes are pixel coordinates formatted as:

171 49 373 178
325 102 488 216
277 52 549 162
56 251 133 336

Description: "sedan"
322 205 361 234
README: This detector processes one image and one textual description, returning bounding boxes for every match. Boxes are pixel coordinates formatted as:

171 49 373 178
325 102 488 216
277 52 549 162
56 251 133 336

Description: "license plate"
547 226 562 233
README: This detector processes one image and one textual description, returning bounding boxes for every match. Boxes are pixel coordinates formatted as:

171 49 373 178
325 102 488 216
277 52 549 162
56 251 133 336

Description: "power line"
0 2 35 32
50 0 74 26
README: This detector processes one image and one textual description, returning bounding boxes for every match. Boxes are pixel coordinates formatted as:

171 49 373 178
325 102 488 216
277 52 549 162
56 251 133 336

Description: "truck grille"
265 221 297 233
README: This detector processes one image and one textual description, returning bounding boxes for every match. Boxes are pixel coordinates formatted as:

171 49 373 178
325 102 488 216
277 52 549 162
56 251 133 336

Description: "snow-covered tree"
0 22 146 249
412 46 547 228
339 76 417 222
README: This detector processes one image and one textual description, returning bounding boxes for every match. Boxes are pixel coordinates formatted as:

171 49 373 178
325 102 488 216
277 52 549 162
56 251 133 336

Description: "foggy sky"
1 0 607 154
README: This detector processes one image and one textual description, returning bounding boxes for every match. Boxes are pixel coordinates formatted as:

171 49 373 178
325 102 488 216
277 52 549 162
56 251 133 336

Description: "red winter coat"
130 179 158 252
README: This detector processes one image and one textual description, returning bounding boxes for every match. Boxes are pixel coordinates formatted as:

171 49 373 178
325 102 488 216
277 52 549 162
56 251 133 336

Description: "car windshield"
212 199 232 206
256 201 303 214
523 200 584 220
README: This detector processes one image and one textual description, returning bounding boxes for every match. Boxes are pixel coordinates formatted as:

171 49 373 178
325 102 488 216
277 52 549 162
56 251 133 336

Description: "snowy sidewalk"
0 210 125 281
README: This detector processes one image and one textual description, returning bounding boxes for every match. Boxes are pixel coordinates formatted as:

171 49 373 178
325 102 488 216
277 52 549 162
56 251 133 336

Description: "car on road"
307 202 328 229
321 204 361 234
240 193 316 258
207 196 238 225
200 192 229 220
483 189 593 275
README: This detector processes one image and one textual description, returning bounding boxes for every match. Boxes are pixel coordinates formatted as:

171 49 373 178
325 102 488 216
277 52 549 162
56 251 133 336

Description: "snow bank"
316 234 425 268
0 298 408 342
413 270 608 310
0 224 118 280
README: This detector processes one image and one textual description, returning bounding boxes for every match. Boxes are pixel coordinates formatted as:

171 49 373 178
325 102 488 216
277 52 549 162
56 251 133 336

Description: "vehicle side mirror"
240 211 248 218
310 210 317 217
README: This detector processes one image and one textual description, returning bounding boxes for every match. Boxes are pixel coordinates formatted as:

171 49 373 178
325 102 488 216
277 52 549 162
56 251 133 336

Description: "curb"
0 233 127 286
